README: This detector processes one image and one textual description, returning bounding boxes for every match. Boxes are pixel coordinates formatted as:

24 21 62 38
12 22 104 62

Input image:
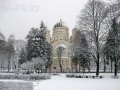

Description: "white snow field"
34 73 120 90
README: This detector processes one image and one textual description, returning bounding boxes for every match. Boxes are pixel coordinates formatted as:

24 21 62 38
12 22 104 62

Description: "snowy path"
34 74 120 90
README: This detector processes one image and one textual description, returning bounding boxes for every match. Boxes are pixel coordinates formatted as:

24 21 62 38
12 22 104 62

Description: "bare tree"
5 35 15 73
78 0 109 76
56 46 65 72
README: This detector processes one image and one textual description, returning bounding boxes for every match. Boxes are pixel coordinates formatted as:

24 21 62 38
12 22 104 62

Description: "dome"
0 31 5 41
54 19 66 28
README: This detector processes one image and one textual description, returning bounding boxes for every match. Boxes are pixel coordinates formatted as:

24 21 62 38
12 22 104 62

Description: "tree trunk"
75 64 77 73
60 65 62 72
104 65 106 73
114 31 118 77
41 68 42 74
114 61 117 76
8 54 11 73
83 66 85 74
79 62 80 73
48 65 51 74
103 58 106 73
58 57 62 73
88 61 91 73
96 42 100 76
16 54 19 74
111 60 113 73
71 62 73 73
96 58 99 76
1 52 4 70
45 66 48 73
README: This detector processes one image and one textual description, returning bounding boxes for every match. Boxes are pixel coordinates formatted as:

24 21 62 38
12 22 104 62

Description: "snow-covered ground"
34 73 120 90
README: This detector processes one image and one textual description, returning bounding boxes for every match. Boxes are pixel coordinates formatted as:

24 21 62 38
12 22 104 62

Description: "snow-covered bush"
0 74 51 80
29 74 51 80
66 74 103 79
0 74 27 80
21 57 46 70
21 61 34 70
0 81 33 90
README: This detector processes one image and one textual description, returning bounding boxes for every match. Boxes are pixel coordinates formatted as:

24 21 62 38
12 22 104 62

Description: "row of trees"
71 0 120 76
0 35 15 72
19 21 52 73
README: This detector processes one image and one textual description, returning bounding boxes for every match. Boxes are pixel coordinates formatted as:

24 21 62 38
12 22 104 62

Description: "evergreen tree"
26 28 39 61
26 21 52 73
39 21 47 59
45 42 52 73
71 29 81 72
19 48 27 65
79 33 90 73
71 29 90 73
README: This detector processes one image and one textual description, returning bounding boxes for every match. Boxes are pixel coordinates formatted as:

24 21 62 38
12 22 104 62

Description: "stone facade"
46 20 72 72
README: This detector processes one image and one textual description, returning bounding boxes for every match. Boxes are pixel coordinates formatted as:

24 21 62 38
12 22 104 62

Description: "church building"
46 20 74 72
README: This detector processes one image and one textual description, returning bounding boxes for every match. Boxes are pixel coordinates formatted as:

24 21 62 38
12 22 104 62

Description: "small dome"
0 31 5 41
54 19 65 28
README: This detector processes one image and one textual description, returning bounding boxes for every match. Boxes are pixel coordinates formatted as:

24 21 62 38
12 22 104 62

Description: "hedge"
66 74 103 79
0 74 51 81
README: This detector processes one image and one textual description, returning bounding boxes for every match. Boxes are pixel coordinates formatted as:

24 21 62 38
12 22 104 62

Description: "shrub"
66 74 103 79
29 74 50 80
0 74 51 81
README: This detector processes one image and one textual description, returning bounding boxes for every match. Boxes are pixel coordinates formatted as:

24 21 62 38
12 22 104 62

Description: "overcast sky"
0 0 110 40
